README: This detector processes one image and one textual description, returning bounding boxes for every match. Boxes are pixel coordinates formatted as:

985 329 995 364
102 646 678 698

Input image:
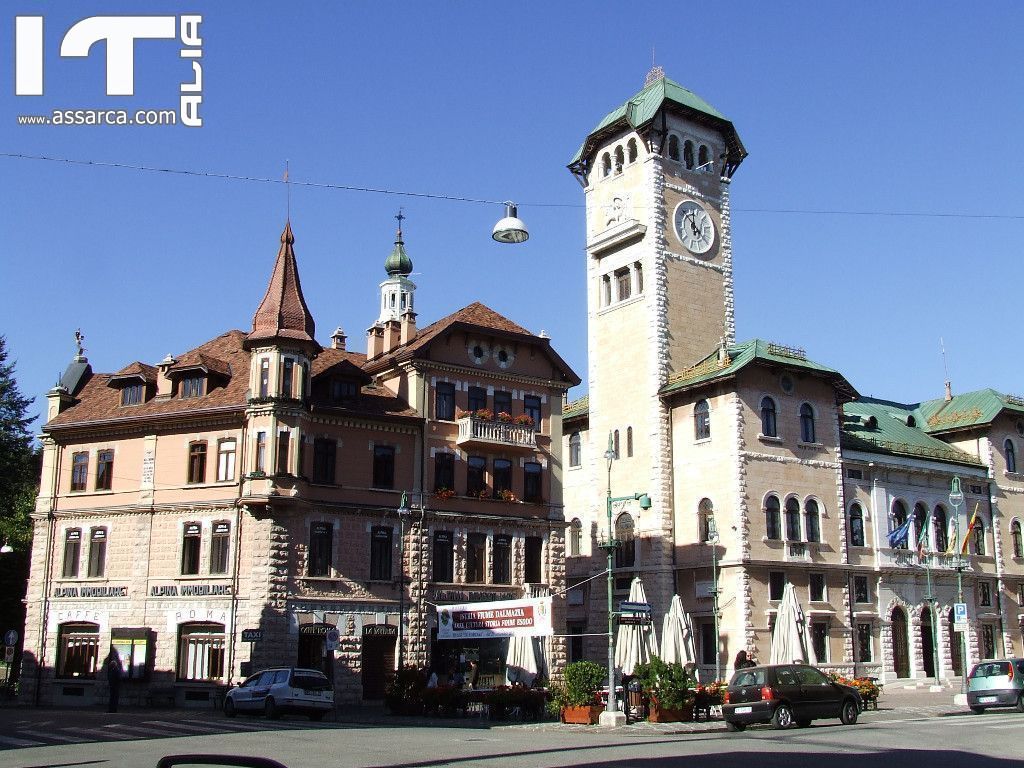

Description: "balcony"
878 549 964 571
456 416 536 452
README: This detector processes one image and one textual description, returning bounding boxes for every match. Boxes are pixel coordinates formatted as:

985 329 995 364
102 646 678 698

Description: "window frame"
181 375 205 399
614 513 635 569
492 534 512 584
853 575 870 604
849 503 865 547
307 521 333 577
216 439 236 482
493 458 512 497
1012 519 1023 558
433 452 455 493
259 358 270 398
120 382 144 406
799 403 816 443
785 497 801 542
694 399 711 441
56 622 101 679
809 572 826 603
768 571 785 601
524 536 543 583
180 521 202 575
804 499 821 543
255 431 267 474
1006 439 1017 473
467 455 486 497
569 519 582 557
87 526 107 578
176 622 226 682
760 396 778 438
765 495 781 541
569 432 581 467
523 461 542 503
209 520 230 575
524 395 542 428
62 528 82 578
95 449 114 491
974 518 987 556
466 532 486 583
432 530 454 583
187 441 207 484
435 382 455 421
71 451 89 492
370 525 393 581
372 445 395 489
467 386 487 413
312 438 337 484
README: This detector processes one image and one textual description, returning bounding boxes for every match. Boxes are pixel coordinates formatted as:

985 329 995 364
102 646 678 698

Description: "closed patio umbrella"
615 577 659 675
660 594 699 680
505 584 550 685
769 582 809 665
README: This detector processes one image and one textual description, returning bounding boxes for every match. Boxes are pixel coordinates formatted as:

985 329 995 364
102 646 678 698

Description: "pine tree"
0 336 36 550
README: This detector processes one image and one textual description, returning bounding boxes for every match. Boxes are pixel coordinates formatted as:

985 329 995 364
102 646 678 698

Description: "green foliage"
632 655 694 711
0 336 36 552
384 665 427 714
562 660 606 707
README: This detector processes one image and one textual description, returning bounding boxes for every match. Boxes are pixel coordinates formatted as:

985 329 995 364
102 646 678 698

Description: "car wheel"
840 698 859 725
265 697 281 720
309 711 325 722
796 719 812 728
725 720 746 732
224 698 236 718
970 706 985 715
772 703 794 729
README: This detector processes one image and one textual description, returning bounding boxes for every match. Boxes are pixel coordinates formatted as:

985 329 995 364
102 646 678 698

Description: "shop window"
308 521 333 577
466 532 486 583
468 386 487 413
259 358 270 398
524 396 541 428
87 527 107 577
210 521 230 574
525 536 543 583
800 403 816 443
765 495 781 540
856 623 873 662
217 439 236 482
809 573 826 602
523 462 542 503
281 358 294 398
569 432 581 467
805 499 821 543
760 397 777 437
433 530 454 582
569 519 582 557
769 571 785 601
95 449 113 491
467 456 486 497
615 513 635 569
493 459 512 497
434 453 455 493
276 431 291 475
71 451 89 492
177 622 225 681
56 622 100 679
694 400 710 440
853 575 870 604
785 497 801 541
255 431 266 473
187 442 207 484
372 445 395 489
62 528 81 578
849 503 865 547
493 534 512 584
435 382 455 420
370 526 393 581
111 628 151 681
493 391 512 419
313 438 337 484
180 522 202 575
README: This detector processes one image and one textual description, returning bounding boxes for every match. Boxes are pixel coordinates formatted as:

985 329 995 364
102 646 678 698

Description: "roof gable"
915 389 1024 434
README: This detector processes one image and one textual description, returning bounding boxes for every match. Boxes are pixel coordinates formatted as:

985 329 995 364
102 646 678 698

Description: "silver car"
224 667 333 720
967 658 1024 714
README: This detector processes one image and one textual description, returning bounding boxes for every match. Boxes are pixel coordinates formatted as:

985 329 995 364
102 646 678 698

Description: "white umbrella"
660 594 699 680
505 584 550 685
769 583 809 665
615 577 659 675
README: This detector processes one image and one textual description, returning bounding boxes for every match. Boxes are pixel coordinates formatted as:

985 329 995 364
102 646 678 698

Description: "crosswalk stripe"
103 724 176 737
62 727 134 740
23 733 90 743
141 720 236 734
0 735 47 747
986 723 1024 729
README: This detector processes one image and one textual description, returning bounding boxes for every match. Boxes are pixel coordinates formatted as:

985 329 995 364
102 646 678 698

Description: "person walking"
104 647 123 713
733 649 756 672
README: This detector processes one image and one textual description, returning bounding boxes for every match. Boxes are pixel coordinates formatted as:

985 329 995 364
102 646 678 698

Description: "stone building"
23 220 578 707
562 70 1024 683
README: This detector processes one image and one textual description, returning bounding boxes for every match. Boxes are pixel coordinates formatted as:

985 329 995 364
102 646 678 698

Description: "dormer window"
330 378 359 401
121 383 144 406
181 375 204 398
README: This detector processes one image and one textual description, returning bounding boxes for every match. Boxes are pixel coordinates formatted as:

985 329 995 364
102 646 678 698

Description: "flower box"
561 704 604 724
648 701 694 722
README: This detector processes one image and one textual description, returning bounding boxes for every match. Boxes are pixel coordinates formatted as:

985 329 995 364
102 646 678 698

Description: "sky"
2 2 1022 426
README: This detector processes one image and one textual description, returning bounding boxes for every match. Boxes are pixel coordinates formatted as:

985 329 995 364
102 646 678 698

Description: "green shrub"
563 660 606 707
633 655 693 711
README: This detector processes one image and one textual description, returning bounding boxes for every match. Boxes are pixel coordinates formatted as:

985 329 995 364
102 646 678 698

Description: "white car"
224 667 333 720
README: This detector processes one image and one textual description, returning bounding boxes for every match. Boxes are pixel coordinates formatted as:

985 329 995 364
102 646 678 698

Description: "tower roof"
246 221 320 350
568 73 747 175
384 224 413 276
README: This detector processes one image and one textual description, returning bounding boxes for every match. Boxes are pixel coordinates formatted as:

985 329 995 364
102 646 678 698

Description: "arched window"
892 500 908 549
699 498 714 542
800 403 816 443
849 503 865 547
668 135 680 161
601 153 611 177
627 138 638 163
570 518 583 557
683 140 695 170
973 518 986 556
765 495 781 540
1006 439 1017 473
785 497 801 541
626 426 634 457
615 513 635 568
760 396 777 437
698 144 710 170
614 146 624 173
933 506 948 553
1011 519 1022 558
913 503 928 548
569 432 581 467
694 399 710 440
805 499 821 543
613 429 620 459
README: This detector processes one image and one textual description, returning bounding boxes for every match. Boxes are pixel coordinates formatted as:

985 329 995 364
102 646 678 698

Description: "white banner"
437 597 553 640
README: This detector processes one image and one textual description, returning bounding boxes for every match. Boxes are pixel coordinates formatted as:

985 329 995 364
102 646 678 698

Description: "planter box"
561 704 604 724
648 702 694 722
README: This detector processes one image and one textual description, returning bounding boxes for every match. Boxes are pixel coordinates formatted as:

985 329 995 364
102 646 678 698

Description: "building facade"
23 221 578 707
563 70 1024 683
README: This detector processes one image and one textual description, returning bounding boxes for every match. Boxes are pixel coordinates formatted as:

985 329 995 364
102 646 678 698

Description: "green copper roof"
914 388 1024 434
569 75 746 170
660 339 857 400
384 229 413 276
563 394 589 421
841 398 983 467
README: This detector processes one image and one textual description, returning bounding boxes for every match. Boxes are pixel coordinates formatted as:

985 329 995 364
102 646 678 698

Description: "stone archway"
891 606 910 678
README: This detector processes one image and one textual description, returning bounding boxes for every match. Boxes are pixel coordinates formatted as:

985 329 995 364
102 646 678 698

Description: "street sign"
240 628 262 642
4 646 13 663
954 622 969 632
3 630 17 647
617 615 652 626
953 603 968 623
324 628 341 651
618 601 652 613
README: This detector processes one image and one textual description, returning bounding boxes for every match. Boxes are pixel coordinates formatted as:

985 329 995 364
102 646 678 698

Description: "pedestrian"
733 649 756 671
104 647 123 713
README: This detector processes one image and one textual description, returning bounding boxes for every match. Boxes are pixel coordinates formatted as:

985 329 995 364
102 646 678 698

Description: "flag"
945 520 958 555
887 517 913 549
960 503 981 555
916 513 931 558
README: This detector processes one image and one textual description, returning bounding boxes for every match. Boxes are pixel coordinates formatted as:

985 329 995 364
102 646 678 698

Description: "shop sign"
241 628 262 642
431 589 518 604
52 585 128 598
298 623 335 636
149 583 232 597
363 625 397 637
437 597 553 640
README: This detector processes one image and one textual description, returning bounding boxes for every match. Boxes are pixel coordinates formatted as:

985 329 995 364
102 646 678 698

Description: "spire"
384 209 413 276
246 221 319 350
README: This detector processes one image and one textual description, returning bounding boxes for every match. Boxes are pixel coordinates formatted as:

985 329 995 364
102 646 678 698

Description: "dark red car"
722 664 862 731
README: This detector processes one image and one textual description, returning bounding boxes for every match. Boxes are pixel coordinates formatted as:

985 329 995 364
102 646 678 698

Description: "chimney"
45 384 73 421
400 311 417 346
156 353 176 397
331 327 347 351
944 380 953 402
382 319 401 354
366 323 384 360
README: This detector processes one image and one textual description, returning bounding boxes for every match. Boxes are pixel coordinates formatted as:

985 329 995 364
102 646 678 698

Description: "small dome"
384 228 413 276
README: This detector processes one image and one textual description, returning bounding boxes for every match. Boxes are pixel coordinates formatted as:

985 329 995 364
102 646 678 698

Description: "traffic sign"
240 628 262 642
954 622 969 632
4 646 13 663
3 630 17 647
954 603 968 623
324 628 341 651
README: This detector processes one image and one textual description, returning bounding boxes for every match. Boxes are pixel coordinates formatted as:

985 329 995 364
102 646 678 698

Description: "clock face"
673 201 715 255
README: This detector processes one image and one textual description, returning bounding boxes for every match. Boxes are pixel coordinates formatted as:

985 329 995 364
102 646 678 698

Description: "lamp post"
949 477 967 694
705 512 721 683
922 541 941 687
598 432 650 728
396 492 410 670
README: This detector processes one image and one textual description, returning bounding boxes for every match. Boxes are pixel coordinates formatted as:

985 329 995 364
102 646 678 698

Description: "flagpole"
918 514 940 687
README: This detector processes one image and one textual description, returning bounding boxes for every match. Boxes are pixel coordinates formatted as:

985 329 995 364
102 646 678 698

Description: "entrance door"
361 625 397 700
920 607 935 677
891 608 910 678
948 610 963 676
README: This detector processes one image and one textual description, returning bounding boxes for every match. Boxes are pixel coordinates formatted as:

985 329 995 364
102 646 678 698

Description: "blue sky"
2 2 1022 424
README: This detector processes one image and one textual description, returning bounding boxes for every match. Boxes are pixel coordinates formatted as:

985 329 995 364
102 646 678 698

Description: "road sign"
954 622 969 632
954 603 968 623
617 615 652 626
3 630 17 647
240 628 262 642
324 628 341 651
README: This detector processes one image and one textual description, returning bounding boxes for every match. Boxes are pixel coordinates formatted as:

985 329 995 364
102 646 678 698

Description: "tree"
0 335 36 551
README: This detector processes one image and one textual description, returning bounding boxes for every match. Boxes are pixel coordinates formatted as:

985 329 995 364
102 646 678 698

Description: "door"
920 608 935 678
794 665 837 719
361 625 397 700
948 610 963 676
891 608 910 678
247 670 277 710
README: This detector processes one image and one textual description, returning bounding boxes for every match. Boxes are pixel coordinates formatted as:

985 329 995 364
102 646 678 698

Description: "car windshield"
970 661 1011 678
292 672 331 690
731 669 765 687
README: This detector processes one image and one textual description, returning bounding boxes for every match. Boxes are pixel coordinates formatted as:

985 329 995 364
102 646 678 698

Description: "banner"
437 597 553 640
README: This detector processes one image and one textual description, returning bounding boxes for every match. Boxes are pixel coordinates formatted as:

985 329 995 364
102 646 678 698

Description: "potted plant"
384 666 427 715
473 408 494 421
557 660 606 724
497 488 518 503
497 411 514 423
633 656 694 722
513 413 535 427
433 486 456 501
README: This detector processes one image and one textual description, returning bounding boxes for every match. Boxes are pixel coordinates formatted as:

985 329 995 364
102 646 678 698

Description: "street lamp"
492 202 529 244
598 432 650 727
949 477 967 694
705 512 721 682
921 524 941 688
396 492 410 670
0 542 12 555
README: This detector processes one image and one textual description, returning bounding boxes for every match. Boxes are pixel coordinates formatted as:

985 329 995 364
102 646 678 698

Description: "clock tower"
566 69 746 624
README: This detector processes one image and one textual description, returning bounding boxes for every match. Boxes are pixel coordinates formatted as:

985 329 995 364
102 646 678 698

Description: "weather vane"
74 328 86 357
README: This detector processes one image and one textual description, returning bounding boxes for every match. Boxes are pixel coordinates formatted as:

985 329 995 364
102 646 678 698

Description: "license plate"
979 696 997 704
735 706 753 714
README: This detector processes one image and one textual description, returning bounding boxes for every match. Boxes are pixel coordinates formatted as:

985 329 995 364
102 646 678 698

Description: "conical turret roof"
246 221 319 350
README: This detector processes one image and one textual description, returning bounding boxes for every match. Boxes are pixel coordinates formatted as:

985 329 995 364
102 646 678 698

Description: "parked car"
224 667 333 720
966 658 1024 714
722 664 862 731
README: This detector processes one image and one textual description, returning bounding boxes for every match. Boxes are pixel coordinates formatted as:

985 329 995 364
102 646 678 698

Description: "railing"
878 549 965 570
456 416 536 449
